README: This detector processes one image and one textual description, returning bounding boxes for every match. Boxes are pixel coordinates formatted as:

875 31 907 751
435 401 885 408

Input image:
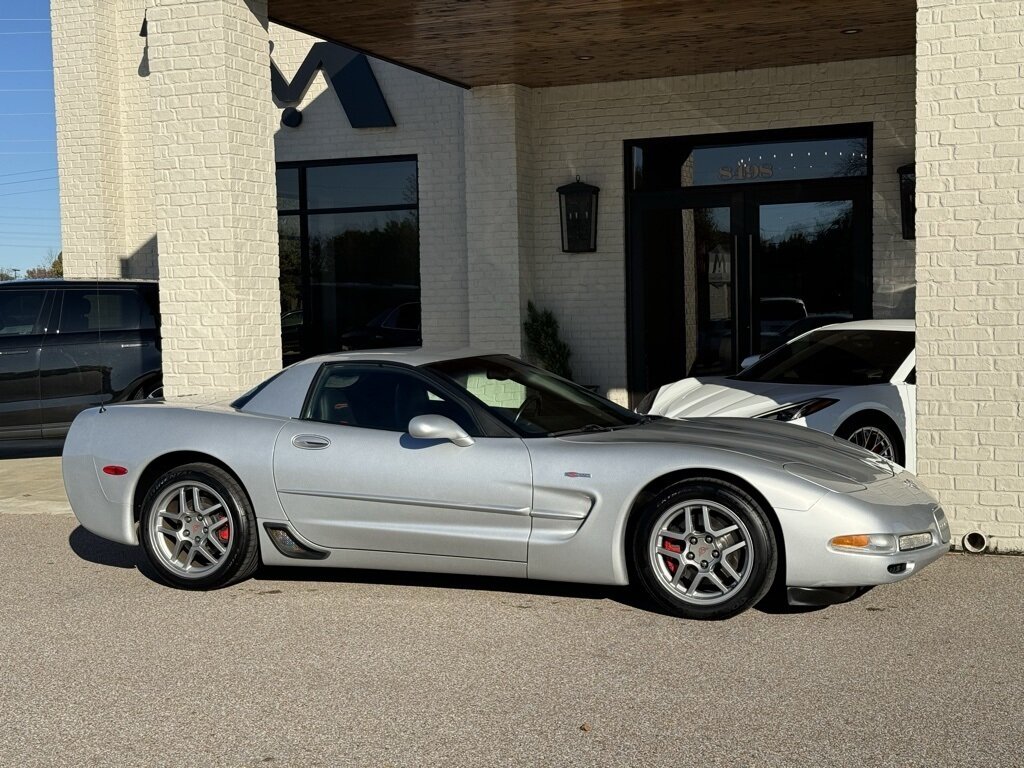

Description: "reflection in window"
276 158 420 363
631 131 869 191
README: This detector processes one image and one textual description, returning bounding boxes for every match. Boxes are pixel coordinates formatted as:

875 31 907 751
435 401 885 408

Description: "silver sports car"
63 349 950 620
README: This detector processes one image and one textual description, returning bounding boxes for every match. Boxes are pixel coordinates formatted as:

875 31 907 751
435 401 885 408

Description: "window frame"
300 361 515 438
276 155 421 363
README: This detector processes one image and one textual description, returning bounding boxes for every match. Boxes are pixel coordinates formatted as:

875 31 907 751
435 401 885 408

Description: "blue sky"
0 0 59 275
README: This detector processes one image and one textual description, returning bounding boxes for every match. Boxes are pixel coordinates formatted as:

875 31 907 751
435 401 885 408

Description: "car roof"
814 318 914 333
0 278 157 287
297 346 494 368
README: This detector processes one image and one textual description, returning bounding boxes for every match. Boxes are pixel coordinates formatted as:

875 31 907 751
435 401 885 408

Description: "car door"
0 287 51 440
39 285 160 436
273 363 534 561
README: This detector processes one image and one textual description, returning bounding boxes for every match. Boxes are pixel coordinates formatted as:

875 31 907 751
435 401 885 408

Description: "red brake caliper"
217 523 230 543
662 539 681 573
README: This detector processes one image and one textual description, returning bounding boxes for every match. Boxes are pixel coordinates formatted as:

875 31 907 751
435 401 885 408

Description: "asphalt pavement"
0 466 1021 767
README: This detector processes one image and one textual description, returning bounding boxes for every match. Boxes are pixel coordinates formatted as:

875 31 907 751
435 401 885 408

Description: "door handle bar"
292 434 331 450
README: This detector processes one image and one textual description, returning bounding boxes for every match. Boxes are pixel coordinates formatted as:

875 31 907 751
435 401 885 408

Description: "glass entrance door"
753 199 859 357
630 204 736 391
626 125 872 404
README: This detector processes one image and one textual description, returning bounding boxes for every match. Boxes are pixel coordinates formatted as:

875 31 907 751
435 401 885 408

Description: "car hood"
650 377 847 419
557 417 894 485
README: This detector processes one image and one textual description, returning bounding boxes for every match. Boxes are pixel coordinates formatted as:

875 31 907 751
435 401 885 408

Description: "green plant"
524 300 573 380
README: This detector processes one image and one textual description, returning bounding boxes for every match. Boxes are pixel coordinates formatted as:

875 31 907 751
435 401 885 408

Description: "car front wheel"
631 479 777 620
836 414 904 465
139 463 259 589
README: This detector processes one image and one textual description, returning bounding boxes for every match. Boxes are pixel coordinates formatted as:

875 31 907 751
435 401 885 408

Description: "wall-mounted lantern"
897 163 915 240
557 176 599 253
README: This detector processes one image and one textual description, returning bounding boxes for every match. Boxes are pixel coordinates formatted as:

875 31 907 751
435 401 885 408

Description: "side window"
0 290 46 336
905 368 916 385
305 366 477 434
58 288 156 334
384 303 420 331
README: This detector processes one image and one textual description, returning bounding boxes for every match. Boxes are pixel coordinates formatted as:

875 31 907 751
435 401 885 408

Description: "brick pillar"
916 0 1024 552
464 85 534 355
52 0 126 279
148 0 280 400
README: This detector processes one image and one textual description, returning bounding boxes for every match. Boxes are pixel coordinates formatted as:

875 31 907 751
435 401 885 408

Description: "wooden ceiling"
268 0 915 88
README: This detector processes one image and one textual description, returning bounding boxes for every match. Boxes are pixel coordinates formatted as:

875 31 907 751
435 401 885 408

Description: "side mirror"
407 414 475 447
740 354 761 369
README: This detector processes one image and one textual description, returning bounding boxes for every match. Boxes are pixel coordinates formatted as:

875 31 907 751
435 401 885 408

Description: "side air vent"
263 523 329 560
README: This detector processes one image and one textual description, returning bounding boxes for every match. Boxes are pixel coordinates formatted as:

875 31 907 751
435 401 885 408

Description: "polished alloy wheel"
147 481 234 579
845 425 896 461
648 500 753 605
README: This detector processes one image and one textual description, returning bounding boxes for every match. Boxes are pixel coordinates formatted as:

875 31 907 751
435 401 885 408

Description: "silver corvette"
63 349 950 620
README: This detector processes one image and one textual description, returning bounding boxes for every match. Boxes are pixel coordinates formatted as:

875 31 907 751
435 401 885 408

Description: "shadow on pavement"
67 525 836 617
68 525 161 582
257 564 647 612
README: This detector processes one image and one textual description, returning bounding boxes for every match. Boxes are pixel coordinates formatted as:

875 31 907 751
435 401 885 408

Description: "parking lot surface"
1 503 1022 767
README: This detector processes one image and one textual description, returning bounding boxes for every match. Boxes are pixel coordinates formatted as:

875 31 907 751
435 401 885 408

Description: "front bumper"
782 471 950 588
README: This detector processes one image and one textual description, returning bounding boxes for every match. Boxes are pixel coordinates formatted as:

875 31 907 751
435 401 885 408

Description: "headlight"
635 388 660 415
829 534 898 554
756 397 838 422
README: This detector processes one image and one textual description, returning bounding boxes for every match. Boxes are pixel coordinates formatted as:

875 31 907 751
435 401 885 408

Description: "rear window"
733 329 913 386
58 288 156 333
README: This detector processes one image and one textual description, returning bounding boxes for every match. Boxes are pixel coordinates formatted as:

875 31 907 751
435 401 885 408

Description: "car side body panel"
63 403 292 546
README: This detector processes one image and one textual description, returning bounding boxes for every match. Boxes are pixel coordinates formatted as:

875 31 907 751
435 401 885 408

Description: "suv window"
305 365 477 434
0 290 46 336
58 288 156 333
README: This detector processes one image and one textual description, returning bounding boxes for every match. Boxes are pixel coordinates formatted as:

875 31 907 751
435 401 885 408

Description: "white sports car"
638 320 916 470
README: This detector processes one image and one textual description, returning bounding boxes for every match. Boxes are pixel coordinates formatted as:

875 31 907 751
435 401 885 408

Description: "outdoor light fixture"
897 163 915 240
557 176 599 253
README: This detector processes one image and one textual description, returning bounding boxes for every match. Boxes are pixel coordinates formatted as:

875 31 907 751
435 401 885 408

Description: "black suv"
0 280 161 440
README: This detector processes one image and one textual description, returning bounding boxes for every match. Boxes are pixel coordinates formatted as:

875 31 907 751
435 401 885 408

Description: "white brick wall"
148 0 281 399
465 85 534 355
53 0 128 279
916 0 1024 553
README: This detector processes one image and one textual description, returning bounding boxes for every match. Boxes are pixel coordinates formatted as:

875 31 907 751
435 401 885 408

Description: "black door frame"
624 124 873 405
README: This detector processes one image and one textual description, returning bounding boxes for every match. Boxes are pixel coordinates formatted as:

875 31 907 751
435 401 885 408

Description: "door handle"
0 349 29 356
292 434 331 450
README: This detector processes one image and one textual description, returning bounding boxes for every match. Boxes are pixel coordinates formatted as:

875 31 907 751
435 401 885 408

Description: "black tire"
127 378 163 401
630 479 778 620
835 413 904 465
139 463 259 589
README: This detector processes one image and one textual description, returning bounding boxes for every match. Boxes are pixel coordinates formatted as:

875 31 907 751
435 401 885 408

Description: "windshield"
424 355 643 436
733 329 913 386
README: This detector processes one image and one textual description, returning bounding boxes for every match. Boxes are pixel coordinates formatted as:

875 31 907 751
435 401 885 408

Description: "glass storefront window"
277 168 300 211
277 157 420 365
307 161 417 209
630 130 870 191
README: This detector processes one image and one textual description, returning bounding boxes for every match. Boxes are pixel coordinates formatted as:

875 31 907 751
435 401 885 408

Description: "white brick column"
916 0 1024 552
52 0 126 279
464 85 534 355
148 0 281 399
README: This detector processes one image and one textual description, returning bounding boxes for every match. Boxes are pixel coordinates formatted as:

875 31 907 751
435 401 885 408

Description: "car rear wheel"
631 479 777 620
139 463 259 589
836 414 904 465
128 378 163 401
